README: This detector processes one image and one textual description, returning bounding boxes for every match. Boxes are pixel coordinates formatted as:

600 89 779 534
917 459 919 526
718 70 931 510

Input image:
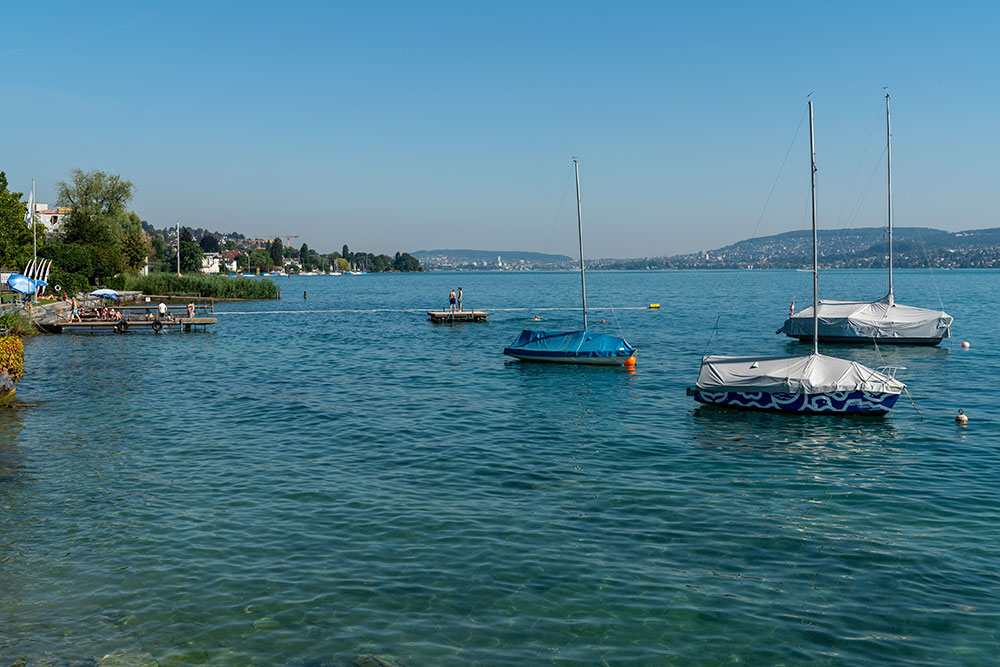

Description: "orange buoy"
624 355 636 368
956 409 968 424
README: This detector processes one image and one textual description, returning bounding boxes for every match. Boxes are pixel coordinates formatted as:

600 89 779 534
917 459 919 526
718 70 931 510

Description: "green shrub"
49 269 90 297
103 275 127 291
122 273 279 299
0 311 36 337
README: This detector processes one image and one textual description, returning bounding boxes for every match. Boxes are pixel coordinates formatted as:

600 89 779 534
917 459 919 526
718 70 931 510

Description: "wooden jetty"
37 302 218 334
44 317 217 334
427 310 490 323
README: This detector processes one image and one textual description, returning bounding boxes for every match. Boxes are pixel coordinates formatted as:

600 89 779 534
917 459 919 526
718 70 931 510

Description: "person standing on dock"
186 302 195 319
448 289 457 314
158 302 167 320
69 296 81 323
457 287 463 312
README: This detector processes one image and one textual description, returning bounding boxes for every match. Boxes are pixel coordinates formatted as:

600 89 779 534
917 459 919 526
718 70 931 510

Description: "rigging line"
834 103 884 228
543 165 575 256
912 226 946 312
705 106 808 352
903 386 924 419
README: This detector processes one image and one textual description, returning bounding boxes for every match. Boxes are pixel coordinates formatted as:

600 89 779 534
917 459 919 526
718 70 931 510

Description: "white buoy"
961 341 971 348
956 409 968 424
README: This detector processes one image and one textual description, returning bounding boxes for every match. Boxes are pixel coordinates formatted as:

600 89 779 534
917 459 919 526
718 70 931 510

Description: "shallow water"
2 269 998 665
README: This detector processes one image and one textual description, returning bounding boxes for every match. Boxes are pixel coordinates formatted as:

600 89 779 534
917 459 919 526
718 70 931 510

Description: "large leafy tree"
52 169 144 282
0 172 32 270
57 169 136 245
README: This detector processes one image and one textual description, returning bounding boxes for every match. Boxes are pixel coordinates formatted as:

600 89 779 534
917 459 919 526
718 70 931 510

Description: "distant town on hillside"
417 227 1000 270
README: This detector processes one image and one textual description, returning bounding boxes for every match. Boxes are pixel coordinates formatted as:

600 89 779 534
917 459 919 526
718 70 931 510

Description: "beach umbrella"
89 288 120 301
6 273 47 295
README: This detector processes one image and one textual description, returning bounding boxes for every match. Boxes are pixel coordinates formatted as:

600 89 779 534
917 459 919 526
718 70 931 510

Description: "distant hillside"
596 226 1000 270
414 249 573 269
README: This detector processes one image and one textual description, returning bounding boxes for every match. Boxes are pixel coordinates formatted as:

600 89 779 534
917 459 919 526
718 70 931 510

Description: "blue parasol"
7 273 47 295
89 288 120 301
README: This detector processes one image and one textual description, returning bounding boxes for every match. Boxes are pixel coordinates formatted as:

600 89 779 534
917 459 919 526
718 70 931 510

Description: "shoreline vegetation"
122 273 280 300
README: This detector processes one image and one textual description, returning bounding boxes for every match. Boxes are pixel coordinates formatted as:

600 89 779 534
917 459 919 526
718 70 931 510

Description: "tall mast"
885 91 894 303
574 158 588 330
809 100 818 356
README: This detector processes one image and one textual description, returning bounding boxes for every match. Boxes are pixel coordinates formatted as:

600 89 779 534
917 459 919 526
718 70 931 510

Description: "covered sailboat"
691 100 905 415
779 295 951 344
503 159 636 366
779 93 952 345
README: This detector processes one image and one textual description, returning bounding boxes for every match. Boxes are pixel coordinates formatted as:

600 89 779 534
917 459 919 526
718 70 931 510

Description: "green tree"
0 172 32 270
56 169 135 245
121 233 151 272
334 257 349 272
250 248 272 272
179 240 204 273
299 242 310 270
199 234 220 253
269 238 283 267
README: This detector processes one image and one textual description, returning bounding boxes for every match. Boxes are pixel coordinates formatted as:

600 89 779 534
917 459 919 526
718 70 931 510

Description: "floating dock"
44 317 217 333
427 310 490 323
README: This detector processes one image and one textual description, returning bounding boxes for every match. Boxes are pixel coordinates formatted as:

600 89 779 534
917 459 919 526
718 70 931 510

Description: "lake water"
2 269 999 665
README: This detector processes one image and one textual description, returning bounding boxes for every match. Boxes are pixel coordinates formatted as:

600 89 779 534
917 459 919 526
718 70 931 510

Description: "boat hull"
503 349 632 365
784 333 945 346
691 388 901 414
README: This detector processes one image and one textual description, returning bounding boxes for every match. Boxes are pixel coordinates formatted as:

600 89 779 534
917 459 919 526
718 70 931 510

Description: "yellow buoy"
649 303 660 309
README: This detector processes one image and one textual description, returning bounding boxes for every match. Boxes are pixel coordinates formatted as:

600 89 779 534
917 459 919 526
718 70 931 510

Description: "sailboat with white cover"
690 100 905 414
778 94 952 345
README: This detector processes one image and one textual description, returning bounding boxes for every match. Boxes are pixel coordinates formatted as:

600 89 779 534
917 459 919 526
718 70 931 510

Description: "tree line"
0 168 423 295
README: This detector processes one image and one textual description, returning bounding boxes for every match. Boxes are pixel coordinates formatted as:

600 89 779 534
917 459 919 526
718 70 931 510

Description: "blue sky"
3 1 997 257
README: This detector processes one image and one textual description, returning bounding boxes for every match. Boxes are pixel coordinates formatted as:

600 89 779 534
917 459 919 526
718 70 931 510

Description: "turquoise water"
3 269 999 665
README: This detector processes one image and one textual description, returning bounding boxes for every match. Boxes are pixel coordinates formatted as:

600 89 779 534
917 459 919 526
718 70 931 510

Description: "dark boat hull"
784 333 944 346
690 388 901 414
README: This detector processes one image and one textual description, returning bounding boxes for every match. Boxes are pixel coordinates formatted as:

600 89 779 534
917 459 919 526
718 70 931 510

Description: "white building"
32 203 71 236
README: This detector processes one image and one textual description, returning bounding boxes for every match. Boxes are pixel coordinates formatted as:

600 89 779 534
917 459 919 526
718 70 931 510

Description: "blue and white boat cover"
779 294 952 343
697 353 904 396
504 329 635 363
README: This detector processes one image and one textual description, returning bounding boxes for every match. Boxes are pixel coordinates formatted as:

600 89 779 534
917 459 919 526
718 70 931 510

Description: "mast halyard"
809 100 819 356
574 158 588 330
886 91 894 304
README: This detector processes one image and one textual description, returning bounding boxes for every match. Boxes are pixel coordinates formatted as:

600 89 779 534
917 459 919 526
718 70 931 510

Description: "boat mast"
809 100 818 356
574 158 588 330
885 91 894 303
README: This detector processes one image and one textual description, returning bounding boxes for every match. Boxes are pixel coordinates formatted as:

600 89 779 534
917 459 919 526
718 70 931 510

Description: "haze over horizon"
4 1 997 259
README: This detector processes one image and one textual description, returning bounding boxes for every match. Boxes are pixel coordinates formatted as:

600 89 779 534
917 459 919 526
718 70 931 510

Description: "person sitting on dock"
448 289 457 314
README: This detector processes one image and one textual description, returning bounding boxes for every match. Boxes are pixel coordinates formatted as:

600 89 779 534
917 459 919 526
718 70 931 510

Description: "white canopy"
697 353 905 395
780 295 951 342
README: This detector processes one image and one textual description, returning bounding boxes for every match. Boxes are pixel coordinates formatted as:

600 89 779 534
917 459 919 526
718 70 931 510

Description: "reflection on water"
691 404 900 455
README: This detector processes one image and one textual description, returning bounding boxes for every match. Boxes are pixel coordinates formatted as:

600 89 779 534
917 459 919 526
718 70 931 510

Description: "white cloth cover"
780 295 951 341
697 353 905 395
